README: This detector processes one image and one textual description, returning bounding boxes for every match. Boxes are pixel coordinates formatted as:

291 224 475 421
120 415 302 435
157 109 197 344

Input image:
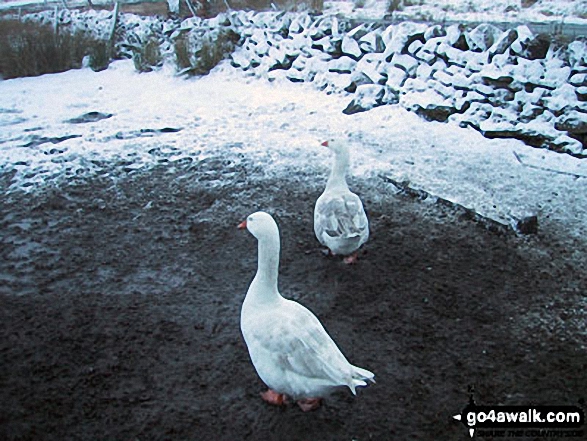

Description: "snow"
325 0 587 26
0 0 586 250
1 59 586 251
2 0 586 28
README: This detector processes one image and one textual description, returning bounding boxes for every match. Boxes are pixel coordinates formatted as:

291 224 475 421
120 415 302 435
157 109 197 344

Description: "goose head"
321 139 348 155
238 211 279 241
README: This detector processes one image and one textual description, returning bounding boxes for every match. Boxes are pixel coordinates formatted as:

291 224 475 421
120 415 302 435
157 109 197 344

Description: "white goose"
314 139 369 264
238 211 374 411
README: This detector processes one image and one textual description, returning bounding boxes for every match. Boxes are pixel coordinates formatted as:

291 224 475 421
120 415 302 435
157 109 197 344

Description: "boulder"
327 56 357 74
424 25 445 41
342 35 363 60
400 88 457 122
346 72 374 92
66 111 113 124
542 84 579 115
291 55 307 71
382 21 427 61
510 58 545 87
555 110 587 134
466 23 502 52
569 73 587 87
231 49 253 69
416 62 433 80
446 24 469 50
519 103 545 122
289 14 311 34
326 72 353 91
359 30 385 53
488 29 518 62
436 42 485 71
407 39 423 56
347 23 370 41
576 86 587 101
312 36 341 56
285 68 307 83
343 84 386 115
355 57 386 84
550 134 584 155
511 25 550 60
415 37 442 63
384 65 408 91
432 69 470 90
513 215 538 235
390 53 419 76
567 41 587 68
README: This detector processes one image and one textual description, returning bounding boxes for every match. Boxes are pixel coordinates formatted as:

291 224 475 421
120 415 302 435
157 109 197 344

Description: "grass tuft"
0 19 108 79
174 28 239 76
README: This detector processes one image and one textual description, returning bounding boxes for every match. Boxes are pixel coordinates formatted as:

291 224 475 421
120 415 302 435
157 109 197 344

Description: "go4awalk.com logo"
453 397 585 438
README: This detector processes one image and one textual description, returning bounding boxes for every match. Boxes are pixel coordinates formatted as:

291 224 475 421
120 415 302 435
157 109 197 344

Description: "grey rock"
342 34 363 60
327 56 357 74
285 68 307 83
466 23 502 52
567 41 587 68
390 53 419 76
569 73 587 87
343 84 386 115
556 111 587 134
359 30 385 53
384 65 408 91
577 86 587 101
488 29 518 62
511 25 550 60
67 112 113 124
355 58 386 84
401 88 457 122
407 39 423 56
347 23 370 41
382 21 427 61
513 215 538 235
424 25 445 41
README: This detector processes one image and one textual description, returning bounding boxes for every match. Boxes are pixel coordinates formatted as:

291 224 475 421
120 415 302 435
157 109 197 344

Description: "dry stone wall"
22 8 587 157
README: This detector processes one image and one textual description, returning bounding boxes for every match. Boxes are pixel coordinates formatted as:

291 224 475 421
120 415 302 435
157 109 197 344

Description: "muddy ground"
0 156 585 440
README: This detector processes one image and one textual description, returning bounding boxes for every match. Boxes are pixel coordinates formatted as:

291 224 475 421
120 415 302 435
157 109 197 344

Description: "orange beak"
237 220 247 230
321 140 329 147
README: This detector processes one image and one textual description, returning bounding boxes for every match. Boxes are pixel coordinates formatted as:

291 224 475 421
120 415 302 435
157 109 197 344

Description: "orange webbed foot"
296 397 322 412
260 389 287 406
343 252 358 265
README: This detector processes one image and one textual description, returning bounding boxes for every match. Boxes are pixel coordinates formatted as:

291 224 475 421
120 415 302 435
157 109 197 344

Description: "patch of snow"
0 60 586 252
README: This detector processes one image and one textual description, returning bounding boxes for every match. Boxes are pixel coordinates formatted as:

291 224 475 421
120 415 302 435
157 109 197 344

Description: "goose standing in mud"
314 139 369 264
238 211 374 411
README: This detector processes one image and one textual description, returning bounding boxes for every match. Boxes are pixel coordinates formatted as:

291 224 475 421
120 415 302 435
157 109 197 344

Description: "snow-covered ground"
327 0 587 26
1 59 586 249
0 0 586 249
1 0 586 26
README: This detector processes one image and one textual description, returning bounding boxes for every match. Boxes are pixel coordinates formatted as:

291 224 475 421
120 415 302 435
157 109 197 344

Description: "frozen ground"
1 21 586 440
326 0 587 25
1 0 587 26
1 59 586 245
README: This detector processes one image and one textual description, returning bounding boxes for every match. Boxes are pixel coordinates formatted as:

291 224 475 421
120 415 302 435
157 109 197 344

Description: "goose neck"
326 150 350 191
250 233 280 301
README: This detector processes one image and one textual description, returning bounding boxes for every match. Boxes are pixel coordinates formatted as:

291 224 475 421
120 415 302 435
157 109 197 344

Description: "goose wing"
315 191 368 241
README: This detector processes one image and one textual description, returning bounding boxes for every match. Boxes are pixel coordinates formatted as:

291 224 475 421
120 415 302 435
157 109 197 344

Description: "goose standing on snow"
314 139 369 264
238 211 374 411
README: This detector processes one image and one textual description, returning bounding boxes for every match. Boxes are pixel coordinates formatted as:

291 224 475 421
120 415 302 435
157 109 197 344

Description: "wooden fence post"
53 5 59 34
109 1 120 47
184 0 198 18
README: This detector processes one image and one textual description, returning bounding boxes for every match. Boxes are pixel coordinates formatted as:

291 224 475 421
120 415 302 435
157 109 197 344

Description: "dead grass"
0 19 107 79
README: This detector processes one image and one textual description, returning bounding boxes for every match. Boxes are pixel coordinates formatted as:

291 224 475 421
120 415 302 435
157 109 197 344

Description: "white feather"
314 139 369 256
240 212 374 400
